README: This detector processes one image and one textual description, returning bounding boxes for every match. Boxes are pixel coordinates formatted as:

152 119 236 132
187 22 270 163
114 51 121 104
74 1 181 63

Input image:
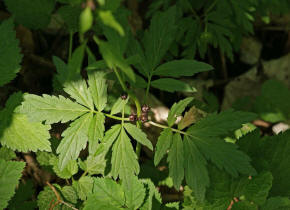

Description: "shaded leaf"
154 60 213 78
168 133 184 189
151 78 196 93
0 18 22 87
124 123 153 150
154 128 173 166
0 159 25 209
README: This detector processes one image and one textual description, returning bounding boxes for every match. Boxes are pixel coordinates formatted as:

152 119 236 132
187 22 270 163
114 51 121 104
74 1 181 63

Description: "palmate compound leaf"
84 178 125 209
183 135 209 202
54 44 86 86
154 128 173 166
167 133 184 189
0 159 25 209
88 112 105 155
111 128 140 188
0 18 23 87
193 136 256 177
64 79 94 110
0 92 51 152
167 97 194 127
56 113 93 170
153 59 213 78
19 94 89 124
143 6 177 72
88 71 108 112
182 110 257 201
96 39 135 82
122 175 146 210
124 123 153 151
187 109 257 137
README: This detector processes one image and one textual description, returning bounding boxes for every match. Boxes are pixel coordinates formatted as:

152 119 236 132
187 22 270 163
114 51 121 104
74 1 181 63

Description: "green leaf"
261 130 290 197
96 40 135 82
254 79 290 122
0 159 25 209
194 136 256 177
0 18 22 87
64 79 94 110
243 172 273 205
88 71 108 112
124 123 153 150
57 5 81 32
4 0 55 29
90 178 125 207
56 113 93 170
110 97 129 115
101 124 122 150
187 109 257 137
82 153 106 175
183 136 209 202
36 151 55 166
84 201 122 210
0 113 51 152
122 176 146 210
54 45 85 87
88 113 105 155
99 10 124 36
154 128 173 166
0 92 51 153
168 133 184 190
140 179 162 210
7 180 37 210
72 176 94 200
0 146 16 161
20 94 89 124
167 97 194 127
151 78 196 93
61 186 78 207
37 184 77 210
143 6 177 71
261 197 290 210
154 60 213 78
50 156 78 179
111 128 139 187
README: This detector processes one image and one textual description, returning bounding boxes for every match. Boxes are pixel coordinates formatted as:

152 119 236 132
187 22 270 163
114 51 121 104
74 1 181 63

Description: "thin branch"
148 121 189 136
46 182 78 210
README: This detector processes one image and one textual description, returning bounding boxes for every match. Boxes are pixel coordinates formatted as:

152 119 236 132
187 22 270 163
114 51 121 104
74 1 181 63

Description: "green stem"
112 68 142 157
113 67 128 92
80 171 88 178
103 113 130 121
148 121 189 136
204 0 218 15
121 106 125 127
144 75 152 104
86 46 96 62
68 31 73 62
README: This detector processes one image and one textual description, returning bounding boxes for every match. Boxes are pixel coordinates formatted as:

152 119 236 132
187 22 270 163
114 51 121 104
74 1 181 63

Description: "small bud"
129 114 137 122
139 113 148 123
141 104 150 113
121 94 127 100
